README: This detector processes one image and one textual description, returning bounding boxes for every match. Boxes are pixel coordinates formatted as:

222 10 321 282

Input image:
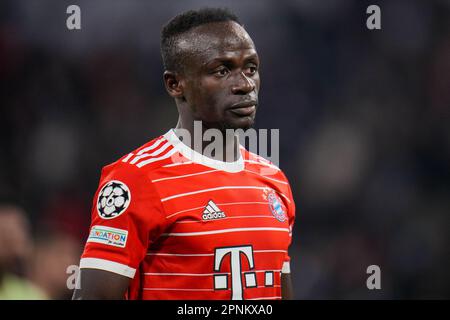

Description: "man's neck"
174 119 241 163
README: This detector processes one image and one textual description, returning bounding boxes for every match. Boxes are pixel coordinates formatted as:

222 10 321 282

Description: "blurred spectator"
28 232 81 300
0 205 47 299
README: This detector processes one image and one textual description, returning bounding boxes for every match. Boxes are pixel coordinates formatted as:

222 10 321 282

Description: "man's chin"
201 117 256 132
222 117 255 131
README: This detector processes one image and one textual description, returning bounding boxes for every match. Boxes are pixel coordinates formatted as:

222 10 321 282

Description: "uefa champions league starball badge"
97 180 131 219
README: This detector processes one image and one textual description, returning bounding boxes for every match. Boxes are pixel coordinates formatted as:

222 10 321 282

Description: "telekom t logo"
214 245 255 300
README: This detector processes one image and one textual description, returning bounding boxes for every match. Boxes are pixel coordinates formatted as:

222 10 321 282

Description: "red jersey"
80 129 296 300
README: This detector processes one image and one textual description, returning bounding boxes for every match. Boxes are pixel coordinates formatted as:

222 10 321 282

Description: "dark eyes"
248 66 257 74
215 67 229 76
213 65 258 77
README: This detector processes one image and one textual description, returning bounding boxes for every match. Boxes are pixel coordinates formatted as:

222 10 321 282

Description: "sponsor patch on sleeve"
87 225 128 248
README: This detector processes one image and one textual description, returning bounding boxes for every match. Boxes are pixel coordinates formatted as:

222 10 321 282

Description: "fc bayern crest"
97 180 131 219
268 191 287 222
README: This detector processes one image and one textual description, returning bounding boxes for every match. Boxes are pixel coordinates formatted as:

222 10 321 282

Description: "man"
73 8 295 300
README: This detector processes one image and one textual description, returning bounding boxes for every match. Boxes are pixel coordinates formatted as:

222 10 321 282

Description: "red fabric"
81 133 295 300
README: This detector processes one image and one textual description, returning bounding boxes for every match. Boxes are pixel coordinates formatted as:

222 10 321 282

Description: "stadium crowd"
1 0 449 299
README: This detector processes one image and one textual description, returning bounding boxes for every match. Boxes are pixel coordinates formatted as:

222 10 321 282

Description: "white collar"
163 129 244 173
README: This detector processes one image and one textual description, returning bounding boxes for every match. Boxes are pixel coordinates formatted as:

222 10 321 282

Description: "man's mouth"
228 100 257 116
229 105 256 116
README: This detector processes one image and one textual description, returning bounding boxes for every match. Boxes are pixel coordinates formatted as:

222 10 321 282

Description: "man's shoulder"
241 147 289 181
101 132 177 179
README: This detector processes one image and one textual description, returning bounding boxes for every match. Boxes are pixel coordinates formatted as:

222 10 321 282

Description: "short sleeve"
80 163 166 279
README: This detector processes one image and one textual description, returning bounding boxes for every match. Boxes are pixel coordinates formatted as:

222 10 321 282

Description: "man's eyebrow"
243 54 259 63
203 53 259 67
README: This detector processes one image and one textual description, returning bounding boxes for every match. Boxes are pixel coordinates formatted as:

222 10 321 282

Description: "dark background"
1 0 449 299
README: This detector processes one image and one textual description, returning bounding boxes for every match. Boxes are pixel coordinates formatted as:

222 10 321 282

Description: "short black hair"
161 8 241 72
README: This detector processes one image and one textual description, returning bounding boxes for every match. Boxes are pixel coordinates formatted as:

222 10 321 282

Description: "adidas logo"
202 200 226 221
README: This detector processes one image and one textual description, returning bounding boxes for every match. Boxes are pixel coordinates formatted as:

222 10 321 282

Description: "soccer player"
73 8 296 300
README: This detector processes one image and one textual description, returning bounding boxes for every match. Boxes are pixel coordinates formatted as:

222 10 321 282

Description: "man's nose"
231 72 255 95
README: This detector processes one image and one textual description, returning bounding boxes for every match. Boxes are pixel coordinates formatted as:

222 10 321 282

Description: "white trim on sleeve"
282 261 291 274
79 258 136 278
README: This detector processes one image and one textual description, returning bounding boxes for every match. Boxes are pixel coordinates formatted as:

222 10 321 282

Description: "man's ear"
163 71 185 99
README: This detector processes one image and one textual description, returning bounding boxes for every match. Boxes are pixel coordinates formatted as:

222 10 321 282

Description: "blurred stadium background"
1 0 449 299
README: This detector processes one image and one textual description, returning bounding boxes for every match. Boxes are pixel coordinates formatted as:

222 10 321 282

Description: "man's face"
179 21 260 130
